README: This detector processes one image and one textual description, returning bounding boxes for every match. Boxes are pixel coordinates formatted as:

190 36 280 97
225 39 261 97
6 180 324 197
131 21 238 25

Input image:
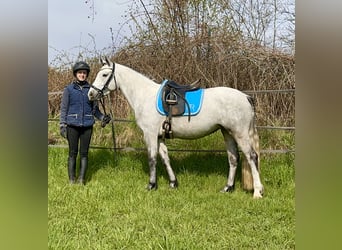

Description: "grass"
48 143 295 249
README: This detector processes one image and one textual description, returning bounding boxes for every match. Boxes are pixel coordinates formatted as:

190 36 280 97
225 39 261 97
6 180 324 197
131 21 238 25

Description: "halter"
90 62 117 100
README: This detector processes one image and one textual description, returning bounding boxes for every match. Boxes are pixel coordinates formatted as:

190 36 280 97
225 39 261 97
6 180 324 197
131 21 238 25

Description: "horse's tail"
247 96 260 171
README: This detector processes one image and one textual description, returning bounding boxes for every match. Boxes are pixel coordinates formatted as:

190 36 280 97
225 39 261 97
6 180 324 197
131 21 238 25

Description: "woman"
60 61 111 184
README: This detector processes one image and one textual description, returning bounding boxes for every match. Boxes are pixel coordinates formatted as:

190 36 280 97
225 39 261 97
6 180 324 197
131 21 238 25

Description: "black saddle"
161 79 201 116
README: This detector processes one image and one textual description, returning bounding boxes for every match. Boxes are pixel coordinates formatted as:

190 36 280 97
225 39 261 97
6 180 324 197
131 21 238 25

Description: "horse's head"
88 56 117 101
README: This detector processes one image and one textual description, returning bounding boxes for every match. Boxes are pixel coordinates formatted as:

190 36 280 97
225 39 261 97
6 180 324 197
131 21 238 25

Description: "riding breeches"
67 125 93 158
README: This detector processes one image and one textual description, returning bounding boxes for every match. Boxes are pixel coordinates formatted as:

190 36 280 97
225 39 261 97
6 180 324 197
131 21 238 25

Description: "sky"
49 0 294 65
48 0 131 65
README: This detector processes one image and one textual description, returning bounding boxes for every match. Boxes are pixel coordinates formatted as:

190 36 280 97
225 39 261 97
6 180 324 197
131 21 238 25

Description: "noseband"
90 63 116 99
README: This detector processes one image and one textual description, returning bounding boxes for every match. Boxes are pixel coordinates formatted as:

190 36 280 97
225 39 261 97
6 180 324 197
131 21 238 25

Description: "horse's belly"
171 122 220 139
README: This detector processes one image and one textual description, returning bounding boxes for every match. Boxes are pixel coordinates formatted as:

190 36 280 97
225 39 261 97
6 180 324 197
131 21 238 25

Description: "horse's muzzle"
88 89 101 101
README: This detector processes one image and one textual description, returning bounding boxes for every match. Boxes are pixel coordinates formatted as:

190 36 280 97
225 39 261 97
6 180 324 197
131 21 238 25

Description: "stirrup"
165 92 178 105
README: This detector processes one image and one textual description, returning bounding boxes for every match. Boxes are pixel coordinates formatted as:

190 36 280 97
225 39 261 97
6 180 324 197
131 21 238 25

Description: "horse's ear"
100 57 107 66
105 56 111 66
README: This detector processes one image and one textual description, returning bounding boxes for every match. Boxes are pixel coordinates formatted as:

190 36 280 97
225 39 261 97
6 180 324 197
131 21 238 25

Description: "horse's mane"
117 63 158 86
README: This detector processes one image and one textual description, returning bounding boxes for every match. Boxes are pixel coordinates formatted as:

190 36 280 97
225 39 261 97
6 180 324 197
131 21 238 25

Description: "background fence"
48 88 295 154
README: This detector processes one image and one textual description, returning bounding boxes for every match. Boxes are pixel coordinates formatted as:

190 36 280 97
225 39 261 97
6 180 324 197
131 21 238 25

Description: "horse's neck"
115 64 158 110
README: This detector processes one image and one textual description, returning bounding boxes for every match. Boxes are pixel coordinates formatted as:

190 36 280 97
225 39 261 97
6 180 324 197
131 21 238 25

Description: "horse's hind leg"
158 139 178 188
221 129 239 193
234 134 264 198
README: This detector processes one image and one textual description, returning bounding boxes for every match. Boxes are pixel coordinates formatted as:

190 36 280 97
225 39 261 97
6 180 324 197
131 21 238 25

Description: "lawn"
48 145 295 249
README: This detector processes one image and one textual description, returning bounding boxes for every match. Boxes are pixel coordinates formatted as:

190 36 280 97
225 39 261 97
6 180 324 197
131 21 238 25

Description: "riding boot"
68 156 76 184
78 156 88 185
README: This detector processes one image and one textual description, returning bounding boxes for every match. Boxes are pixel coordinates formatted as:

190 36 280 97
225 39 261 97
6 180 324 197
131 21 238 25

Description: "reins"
98 95 117 155
90 62 118 155
90 63 116 156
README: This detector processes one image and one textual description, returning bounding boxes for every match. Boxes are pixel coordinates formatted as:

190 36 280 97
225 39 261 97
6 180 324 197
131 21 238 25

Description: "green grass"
48 145 295 249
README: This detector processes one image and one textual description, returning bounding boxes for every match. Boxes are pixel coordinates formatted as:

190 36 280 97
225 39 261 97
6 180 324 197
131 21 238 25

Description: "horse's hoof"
169 179 178 189
253 192 263 199
220 185 234 193
147 182 157 190
253 188 264 199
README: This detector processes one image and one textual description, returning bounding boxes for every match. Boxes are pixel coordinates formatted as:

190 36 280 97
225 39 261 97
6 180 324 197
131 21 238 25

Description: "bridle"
89 62 117 151
90 62 117 100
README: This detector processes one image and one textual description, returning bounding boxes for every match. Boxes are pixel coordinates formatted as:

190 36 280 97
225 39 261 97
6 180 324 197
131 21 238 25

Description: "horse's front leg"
147 153 158 190
145 134 159 190
159 139 178 188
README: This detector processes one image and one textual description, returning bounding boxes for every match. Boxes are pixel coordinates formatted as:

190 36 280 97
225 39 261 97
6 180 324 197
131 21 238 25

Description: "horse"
88 57 264 198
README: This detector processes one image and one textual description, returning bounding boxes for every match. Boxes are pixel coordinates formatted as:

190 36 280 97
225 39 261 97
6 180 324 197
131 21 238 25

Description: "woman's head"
72 61 90 81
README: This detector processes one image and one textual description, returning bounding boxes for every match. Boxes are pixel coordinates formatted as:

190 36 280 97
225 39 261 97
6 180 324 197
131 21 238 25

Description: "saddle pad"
156 80 204 116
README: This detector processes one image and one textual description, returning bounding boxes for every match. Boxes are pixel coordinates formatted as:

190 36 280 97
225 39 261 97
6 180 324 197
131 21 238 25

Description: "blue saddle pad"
156 80 204 116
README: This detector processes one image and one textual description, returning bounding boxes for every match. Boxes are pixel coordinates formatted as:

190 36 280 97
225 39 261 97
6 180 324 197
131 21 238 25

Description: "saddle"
161 79 201 117
160 79 202 139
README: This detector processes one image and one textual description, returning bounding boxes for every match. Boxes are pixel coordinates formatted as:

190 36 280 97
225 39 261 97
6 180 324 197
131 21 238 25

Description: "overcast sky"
48 0 131 64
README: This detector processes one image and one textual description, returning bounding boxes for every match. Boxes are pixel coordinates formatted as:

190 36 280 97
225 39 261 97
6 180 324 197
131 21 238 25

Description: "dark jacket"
60 81 104 127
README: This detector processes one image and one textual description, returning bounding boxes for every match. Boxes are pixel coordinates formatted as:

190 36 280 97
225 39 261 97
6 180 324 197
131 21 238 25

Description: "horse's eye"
102 74 108 77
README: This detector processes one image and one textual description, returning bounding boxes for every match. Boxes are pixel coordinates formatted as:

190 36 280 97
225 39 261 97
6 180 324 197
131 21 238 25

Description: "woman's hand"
101 115 111 128
60 124 67 138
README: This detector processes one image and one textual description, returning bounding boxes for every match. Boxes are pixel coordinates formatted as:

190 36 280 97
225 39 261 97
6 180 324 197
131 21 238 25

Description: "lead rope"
106 93 116 155
99 95 117 159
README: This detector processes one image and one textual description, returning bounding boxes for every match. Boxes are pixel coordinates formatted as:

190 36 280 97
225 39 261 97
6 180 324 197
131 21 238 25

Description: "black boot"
78 157 88 185
68 156 76 184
